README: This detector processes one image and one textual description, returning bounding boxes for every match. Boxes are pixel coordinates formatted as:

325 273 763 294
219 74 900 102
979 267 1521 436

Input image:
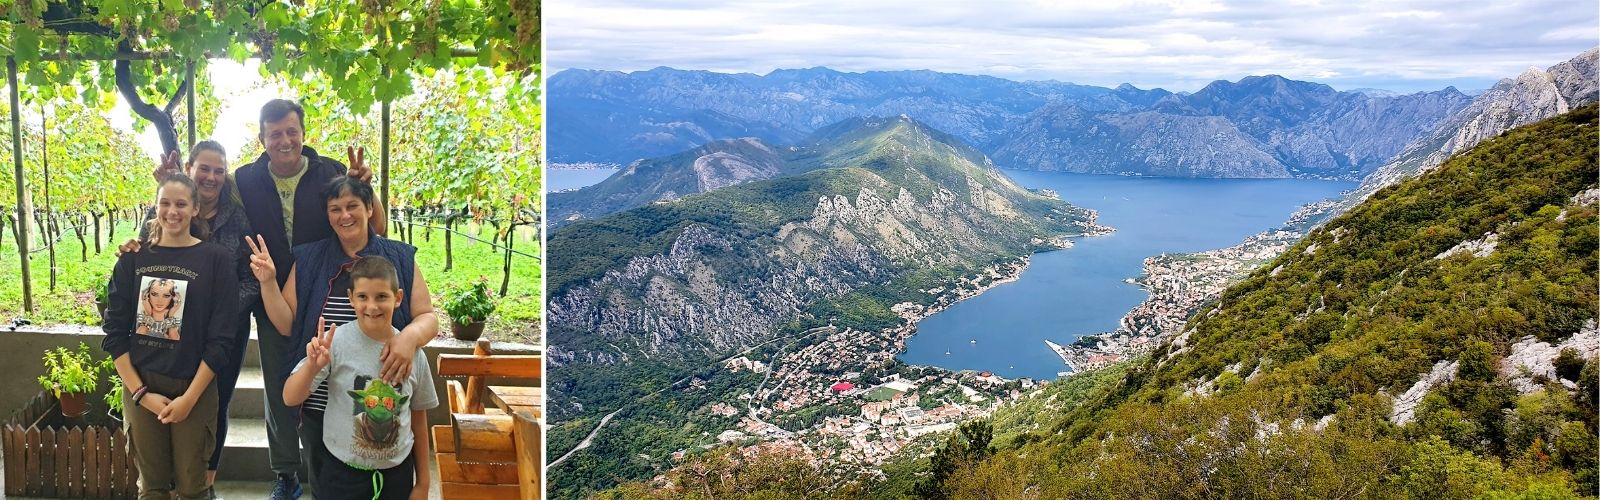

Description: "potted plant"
37 342 102 418
104 358 125 420
442 278 497 341
94 273 110 322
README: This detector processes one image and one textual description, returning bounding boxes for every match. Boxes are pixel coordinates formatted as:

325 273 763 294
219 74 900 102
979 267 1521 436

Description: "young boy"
284 256 437 499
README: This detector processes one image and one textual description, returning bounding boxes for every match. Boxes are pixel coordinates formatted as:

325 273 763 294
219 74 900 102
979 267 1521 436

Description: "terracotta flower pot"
451 319 486 342
58 392 89 418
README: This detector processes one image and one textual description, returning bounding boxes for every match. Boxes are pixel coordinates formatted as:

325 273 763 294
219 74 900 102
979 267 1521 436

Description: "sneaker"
270 474 302 500
205 486 221 500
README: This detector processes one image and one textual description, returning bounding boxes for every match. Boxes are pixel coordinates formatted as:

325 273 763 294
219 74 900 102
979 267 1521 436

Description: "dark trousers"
208 307 253 471
299 407 326 490
257 308 311 479
311 439 416 500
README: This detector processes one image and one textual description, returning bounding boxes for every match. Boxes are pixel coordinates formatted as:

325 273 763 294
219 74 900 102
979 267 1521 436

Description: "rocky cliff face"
551 67 1467 179
1297 48 1599 229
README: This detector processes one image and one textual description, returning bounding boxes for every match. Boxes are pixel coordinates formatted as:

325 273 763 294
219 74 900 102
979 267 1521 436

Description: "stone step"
215 417 280 482
226 365 268 419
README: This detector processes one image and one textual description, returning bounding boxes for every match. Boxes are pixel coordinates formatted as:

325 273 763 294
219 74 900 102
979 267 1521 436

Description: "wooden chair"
433 339 541 499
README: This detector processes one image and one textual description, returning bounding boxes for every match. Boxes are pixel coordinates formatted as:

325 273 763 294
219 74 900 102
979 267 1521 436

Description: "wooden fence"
3 392 138 499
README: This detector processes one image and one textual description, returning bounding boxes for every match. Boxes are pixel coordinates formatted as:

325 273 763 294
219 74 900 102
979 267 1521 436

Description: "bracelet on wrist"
131 386 149 405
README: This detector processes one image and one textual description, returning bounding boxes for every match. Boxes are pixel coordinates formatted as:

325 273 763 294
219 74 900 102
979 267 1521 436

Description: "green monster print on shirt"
348 377 410 454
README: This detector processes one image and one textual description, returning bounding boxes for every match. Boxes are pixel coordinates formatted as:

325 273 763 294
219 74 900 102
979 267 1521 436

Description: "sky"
546 0 1599 93
109 60 288 162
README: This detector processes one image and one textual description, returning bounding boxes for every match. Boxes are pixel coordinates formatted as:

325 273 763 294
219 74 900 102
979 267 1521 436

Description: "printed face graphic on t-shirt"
348 376 409 458
136 276 188 340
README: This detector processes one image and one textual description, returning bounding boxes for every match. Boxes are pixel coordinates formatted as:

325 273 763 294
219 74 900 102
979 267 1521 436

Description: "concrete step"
227 365 267 419
216 417 279 482
242 332 262 369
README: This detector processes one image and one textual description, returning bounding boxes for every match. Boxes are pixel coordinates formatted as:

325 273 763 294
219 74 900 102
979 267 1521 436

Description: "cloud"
546 0 1598 92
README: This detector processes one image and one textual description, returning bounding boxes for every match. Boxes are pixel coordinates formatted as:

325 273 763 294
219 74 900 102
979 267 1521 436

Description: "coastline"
1049 228 1305 373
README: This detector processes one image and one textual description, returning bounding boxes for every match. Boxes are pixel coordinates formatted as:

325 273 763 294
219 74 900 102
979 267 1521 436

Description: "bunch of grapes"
252 24 277 64
16 0 43 29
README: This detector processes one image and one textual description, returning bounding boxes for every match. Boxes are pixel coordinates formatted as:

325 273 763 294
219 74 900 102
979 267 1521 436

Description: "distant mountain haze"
550 67 1472 179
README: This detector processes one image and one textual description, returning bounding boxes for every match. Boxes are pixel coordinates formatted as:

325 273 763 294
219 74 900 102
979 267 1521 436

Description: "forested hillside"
930 105 1599 498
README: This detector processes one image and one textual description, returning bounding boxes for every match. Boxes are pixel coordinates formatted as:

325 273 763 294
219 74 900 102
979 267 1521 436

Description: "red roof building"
831 382 855 392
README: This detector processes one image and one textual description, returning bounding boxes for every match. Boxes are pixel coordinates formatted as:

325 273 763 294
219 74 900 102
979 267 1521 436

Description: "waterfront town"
656 258 1039 468
1049 228 1303 372
655 216 1292 470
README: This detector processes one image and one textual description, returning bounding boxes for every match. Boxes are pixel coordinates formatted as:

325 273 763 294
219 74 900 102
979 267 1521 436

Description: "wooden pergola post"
8 57 33 313
381 98 391 210
186 62 196 148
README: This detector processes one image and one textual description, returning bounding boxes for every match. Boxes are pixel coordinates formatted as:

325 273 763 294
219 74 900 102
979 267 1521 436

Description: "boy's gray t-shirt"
299 321 439 469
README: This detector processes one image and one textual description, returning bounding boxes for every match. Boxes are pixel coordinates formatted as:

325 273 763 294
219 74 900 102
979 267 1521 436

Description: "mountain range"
548 115 1100 364
546 118 1106 493
549 50 1599 497
1294 48 1600 229
550 67 1473 179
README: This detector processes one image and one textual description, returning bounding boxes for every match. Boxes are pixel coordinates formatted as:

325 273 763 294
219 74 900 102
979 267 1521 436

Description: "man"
230 99 387 499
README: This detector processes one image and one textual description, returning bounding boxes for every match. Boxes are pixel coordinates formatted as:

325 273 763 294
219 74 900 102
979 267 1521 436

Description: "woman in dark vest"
249 176 438 486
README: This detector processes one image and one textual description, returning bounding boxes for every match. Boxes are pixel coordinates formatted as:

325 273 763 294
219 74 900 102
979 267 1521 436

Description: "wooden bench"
433 339 541 499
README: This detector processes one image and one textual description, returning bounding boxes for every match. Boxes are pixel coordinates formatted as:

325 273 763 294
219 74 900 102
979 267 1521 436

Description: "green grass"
862 385 902 402
0 217 541 345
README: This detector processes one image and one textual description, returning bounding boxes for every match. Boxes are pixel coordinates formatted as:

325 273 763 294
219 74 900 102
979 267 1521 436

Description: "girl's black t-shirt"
102 241 238 383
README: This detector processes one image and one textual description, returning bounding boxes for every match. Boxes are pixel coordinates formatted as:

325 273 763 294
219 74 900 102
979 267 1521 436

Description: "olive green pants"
124 370 218 500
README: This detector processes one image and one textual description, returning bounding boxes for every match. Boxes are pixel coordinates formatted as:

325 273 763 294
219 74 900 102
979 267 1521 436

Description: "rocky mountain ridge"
552 67 1471 180
1119 48 1599 343
548 116 1103 369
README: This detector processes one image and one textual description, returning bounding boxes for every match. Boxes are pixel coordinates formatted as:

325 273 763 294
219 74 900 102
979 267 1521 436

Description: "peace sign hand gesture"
151 150 182 182
346 146 373 183
244 235 277 285
307 316 335 370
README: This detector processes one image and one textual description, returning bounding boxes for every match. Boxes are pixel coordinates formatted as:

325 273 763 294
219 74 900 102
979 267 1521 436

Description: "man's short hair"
259 99 305 132
350 255 401 292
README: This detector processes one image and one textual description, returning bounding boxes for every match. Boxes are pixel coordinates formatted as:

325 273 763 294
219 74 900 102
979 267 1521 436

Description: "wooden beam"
446 379 471 414
451 413 516 463
512 411 540 500
432 425 455 453
437 453 519 484
436 355 540 379
441 482 520 498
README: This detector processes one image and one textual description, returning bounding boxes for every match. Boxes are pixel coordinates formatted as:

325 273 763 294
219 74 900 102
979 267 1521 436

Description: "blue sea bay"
900 171 1354 380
